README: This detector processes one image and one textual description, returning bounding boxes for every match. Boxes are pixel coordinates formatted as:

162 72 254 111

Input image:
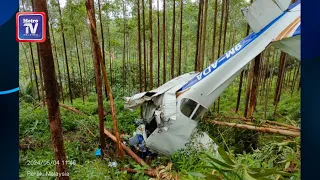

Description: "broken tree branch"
60 104 86 115
104 129 152 170
206 119 300 137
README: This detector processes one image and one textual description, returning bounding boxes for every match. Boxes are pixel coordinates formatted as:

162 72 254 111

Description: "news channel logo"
16 12 46 42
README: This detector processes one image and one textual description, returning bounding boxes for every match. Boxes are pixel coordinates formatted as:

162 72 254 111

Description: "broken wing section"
272 18 300 60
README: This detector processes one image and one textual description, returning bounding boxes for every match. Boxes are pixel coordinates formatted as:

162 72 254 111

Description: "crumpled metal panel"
124 72 197 110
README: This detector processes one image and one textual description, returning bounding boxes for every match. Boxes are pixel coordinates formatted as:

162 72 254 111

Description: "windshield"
180 98 198 118
191 105 207 121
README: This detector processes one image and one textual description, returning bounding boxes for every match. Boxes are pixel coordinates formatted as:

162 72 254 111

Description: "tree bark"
85 0 106 157
137 0 142 93
57 0 72 104
149 0 153 89
211 0 218 62
142 0 147 91
34 1 69 179
207 119 300 137
199 0 208 71
170 0 176 79
235 0 252 113
97 0 108 98
86 0 124 159
194 0 204 71
248 53 261 117
178 0 183 76
163 0 167 83
50 22 64 103
157 0 160 86
73 25 85 103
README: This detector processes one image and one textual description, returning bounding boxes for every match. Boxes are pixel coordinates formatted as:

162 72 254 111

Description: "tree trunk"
157 0 160 86
85 0 107 157
170 0 176 79
177 0 183 76
274 52 287 114
142 0 147 91
216 0 226 113
211 0 218 62
235 0 252 113
244 61 255 117
57 0 72 104
50 22 64 103
28 43 40 101
199 0 208 71
21 44 34 96
163 0 166 83
138 0 142 93
86 0 124 159
97 0 108 98
194 0 204 71
34 1 69 179
122 0 127 96
149 0 153 89
248 53 261 117
79 34 89 96
73 25 85 103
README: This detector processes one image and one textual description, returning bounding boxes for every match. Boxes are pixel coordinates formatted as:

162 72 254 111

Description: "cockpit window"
191 105 207 121
180 98 198 118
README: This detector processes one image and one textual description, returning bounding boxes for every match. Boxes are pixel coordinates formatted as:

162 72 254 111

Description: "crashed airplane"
124 0 301 155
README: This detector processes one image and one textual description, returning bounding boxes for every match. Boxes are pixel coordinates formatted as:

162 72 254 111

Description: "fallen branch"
219 116 300 130
60 104 86 115
265 120 300 130
242 121 300 132
104 129 152 170
207 119 300 137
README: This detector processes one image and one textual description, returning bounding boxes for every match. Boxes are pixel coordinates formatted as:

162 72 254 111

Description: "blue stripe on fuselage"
177 10 289 93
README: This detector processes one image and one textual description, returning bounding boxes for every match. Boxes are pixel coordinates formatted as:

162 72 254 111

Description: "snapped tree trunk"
85 0 106 157
86 0 124 159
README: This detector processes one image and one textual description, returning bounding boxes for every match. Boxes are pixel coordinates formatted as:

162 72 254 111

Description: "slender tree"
73 25 85 103
216 0 226 113
85 0 106 157
274 52 287 114
235 0 253 113
178 0 183 76
199 0 208 71
163 0 167 83
138 0 142 93
248 53 261 117
97 0 108 98
142 0 147 90
57 0 72 104
194 0 204 71
170 0 176 79
86 0 124 159
157 0 160 86
149 0 153 89
31 0 46 106
211 0 218 62
50 22 64 103
34 1 69 179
